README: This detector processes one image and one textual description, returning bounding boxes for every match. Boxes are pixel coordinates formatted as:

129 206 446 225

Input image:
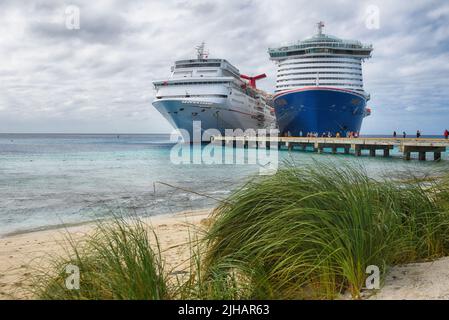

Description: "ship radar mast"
195 42 209 59
317 21 324 35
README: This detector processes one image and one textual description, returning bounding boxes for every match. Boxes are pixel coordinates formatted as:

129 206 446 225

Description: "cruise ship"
152 43 275 142
268 22 373 136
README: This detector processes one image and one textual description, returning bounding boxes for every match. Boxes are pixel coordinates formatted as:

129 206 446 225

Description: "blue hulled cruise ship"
268 22 373 136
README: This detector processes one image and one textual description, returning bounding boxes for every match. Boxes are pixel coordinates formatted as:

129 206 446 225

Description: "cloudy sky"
0 0 448 134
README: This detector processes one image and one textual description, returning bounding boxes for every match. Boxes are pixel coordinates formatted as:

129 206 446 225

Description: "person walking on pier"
416 130 421 138
403 131 407 138
393 131 397 138
445 129 449 139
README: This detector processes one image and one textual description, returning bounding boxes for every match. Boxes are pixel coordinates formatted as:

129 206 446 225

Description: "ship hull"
274 87 367 136
153 98 272 142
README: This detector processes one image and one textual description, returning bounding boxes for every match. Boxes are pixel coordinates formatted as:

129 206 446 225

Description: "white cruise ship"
152 43 276 142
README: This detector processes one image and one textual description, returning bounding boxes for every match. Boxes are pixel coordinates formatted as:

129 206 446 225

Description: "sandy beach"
0 209 212 300
1 208 449 300
368 257 449 300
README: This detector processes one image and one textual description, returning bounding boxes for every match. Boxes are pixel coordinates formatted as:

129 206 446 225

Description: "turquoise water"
0 133 448 236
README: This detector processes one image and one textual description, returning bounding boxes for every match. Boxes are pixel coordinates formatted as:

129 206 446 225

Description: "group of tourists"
285 129 449 139
393 130 449 139
299 131 359 138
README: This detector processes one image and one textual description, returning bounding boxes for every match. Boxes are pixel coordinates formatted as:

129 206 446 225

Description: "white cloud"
0 0 448 134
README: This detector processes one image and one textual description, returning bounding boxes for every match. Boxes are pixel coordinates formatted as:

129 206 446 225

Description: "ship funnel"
240 73 267 89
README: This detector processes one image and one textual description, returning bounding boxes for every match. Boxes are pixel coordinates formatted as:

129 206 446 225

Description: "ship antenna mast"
317 21 324 35
195 42 209 59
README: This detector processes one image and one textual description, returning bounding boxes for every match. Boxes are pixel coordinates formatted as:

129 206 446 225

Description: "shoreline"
0 208 212 300
0 207 215 239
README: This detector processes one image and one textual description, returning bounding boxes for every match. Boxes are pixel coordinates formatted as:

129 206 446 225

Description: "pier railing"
211 136 449 161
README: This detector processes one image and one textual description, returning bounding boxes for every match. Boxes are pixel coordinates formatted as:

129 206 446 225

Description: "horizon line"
0 132 447 136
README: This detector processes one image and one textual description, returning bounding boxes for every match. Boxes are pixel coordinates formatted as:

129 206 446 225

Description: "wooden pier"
211 136 449 161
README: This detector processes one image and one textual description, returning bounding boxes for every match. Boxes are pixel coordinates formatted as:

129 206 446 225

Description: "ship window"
156 94 228 98
197 70 218 73
278 71 362 77
160 81 230 86
175 63 221 68
278 66 362 72
280 61 361 66
271 48 371 58
277 77 362 82
276 55 360 60
276 83 363 88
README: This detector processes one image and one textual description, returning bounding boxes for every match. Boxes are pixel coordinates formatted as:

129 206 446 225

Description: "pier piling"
404 152 411 161
355 146 362 157
401 145 446 161
419 152 426 161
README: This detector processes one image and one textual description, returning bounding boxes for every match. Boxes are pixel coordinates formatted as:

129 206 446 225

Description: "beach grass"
202 162 449 299
34 217 168 300
33 162 449 300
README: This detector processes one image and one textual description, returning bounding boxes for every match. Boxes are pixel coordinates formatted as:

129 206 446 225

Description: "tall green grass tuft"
32 163 449 300
34 217 168 300
202 162 449 299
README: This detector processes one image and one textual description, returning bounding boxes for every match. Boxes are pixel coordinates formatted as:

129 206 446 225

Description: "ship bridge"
268 22 373 96
268 34 372 60
268 22 372 60
171 58 241 80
